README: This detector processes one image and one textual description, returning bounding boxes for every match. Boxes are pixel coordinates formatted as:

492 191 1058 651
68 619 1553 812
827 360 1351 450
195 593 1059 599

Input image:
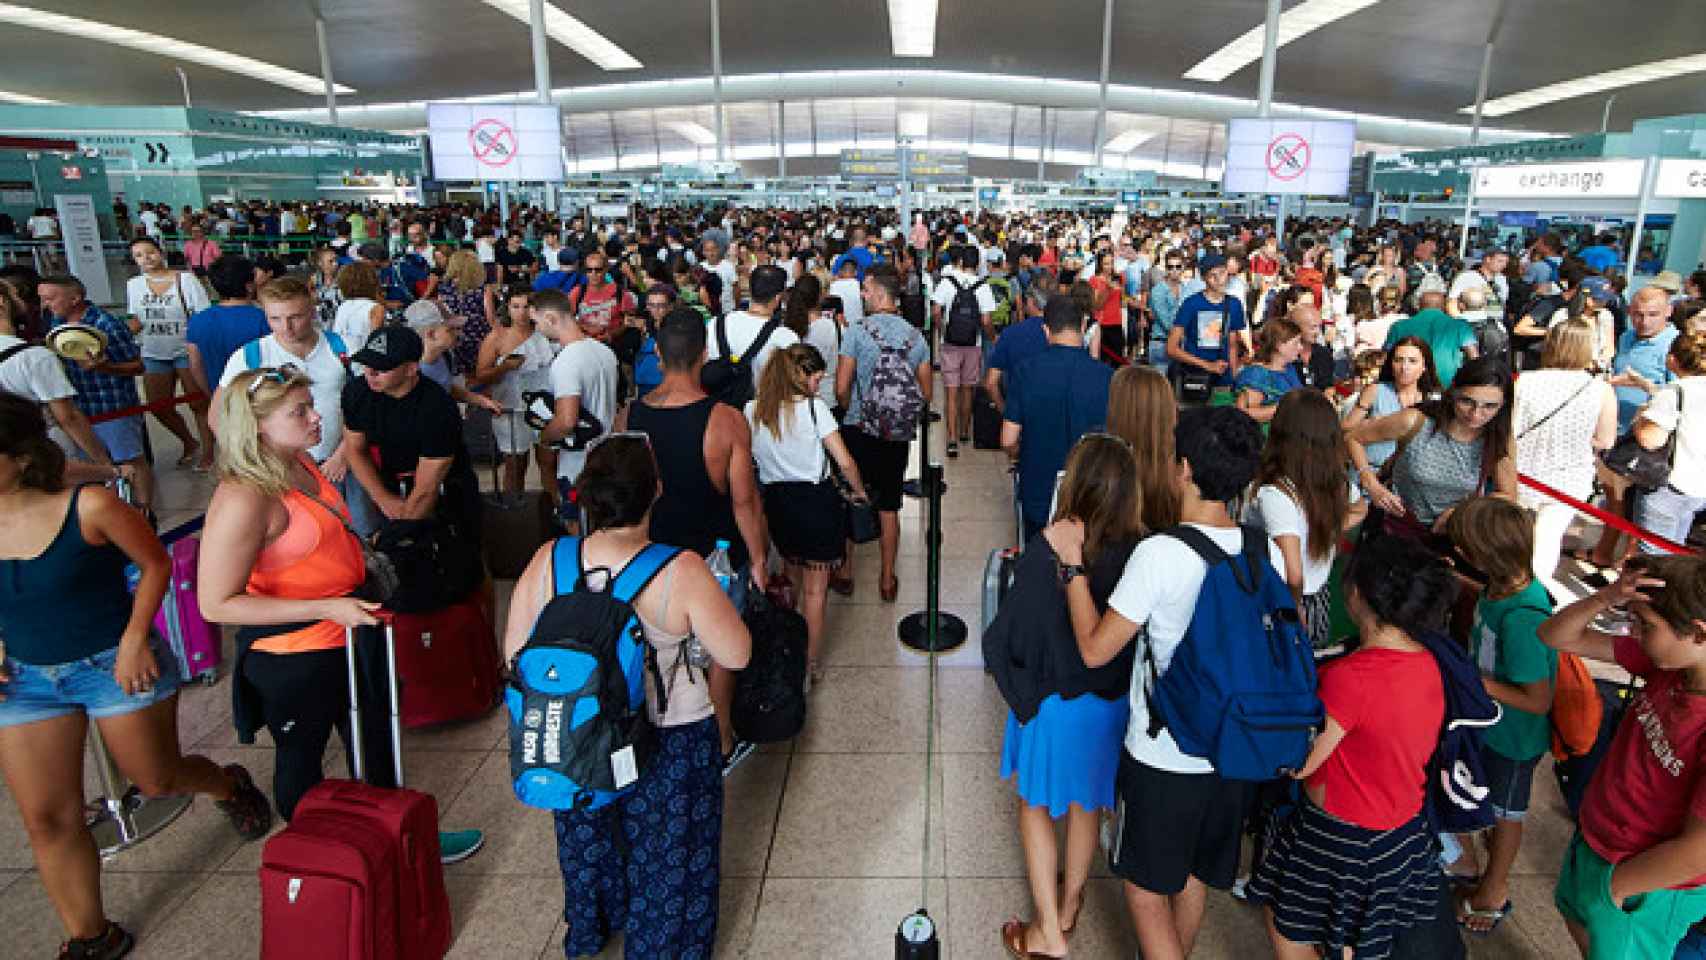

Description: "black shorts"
1098 323 1126 366
1108 751 1252 895
843 426 910 513
762 479 846 566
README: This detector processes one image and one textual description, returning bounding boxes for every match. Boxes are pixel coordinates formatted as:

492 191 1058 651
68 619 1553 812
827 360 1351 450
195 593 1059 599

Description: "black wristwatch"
1058 563 1086 586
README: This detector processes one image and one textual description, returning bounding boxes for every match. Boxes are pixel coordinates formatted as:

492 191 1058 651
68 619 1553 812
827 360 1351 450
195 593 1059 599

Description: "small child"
1539 555 1706 958
1336 349 1385 417
1446 498 1558 934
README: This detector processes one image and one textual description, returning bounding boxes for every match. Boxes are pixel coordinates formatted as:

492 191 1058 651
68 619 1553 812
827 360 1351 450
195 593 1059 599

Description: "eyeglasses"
245 363 302 398
1073 430 1133 452
1165 263 1183 270
1452 394 1504 414
586 430 653 453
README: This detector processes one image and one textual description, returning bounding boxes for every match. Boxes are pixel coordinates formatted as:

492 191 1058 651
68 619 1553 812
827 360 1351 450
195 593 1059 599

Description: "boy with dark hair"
1047 405 1276 960
186 254 269 396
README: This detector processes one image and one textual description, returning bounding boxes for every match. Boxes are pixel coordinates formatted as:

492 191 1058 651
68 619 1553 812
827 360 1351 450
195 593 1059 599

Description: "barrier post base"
87 789 192 859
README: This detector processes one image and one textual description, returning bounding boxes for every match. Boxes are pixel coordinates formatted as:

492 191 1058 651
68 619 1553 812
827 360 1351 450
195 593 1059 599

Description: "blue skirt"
999 693 1129 818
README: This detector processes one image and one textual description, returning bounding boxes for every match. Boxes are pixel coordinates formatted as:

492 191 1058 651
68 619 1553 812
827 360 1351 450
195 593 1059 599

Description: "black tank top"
627 396 746 569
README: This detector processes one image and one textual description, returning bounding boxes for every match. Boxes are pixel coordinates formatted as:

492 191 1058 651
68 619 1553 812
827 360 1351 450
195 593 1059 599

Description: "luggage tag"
611 745 638 789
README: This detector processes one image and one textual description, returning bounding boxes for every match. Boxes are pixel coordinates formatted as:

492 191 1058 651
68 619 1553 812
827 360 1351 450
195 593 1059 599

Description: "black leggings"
242 643 397 821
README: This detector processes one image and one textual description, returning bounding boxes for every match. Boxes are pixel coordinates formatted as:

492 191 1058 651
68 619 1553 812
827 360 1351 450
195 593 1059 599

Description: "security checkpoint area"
2 2 1706 960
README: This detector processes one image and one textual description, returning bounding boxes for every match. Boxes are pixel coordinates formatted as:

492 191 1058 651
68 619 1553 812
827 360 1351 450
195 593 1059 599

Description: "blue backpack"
505 538 683 811
1142 525 1323 781
634 334 663 398
1415 628 1503 833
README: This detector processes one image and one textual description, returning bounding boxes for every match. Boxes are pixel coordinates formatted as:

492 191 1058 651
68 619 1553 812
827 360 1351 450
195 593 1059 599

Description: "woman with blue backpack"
501 433 750 960
1244 534 1456 960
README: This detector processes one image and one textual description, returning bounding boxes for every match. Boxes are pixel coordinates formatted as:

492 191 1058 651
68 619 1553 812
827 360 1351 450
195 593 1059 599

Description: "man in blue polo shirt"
1166 254 1247 390
1608 286 1679 431
1001 296 1112 541
983 280 1051 410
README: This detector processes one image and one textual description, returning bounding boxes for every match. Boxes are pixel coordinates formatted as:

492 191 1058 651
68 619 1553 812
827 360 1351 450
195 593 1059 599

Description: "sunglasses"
246 363 302 398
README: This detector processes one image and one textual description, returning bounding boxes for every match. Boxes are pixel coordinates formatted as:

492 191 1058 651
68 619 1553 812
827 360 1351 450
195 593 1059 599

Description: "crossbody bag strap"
806 399 830 482
1517 375 1595 441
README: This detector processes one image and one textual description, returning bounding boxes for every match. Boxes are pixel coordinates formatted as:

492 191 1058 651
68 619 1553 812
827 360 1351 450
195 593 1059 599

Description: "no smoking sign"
1267 133 1310 181
469 118 517 168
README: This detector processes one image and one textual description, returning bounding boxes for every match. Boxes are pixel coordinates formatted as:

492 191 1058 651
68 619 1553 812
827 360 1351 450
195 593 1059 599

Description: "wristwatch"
1058 563 1086 586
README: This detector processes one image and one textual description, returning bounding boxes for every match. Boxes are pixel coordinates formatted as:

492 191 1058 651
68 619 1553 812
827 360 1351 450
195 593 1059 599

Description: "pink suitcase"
158 532 221 684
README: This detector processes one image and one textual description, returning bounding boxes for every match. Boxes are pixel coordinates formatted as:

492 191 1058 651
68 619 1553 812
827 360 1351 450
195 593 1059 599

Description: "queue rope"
88 391 208 424
1518 472 1695 556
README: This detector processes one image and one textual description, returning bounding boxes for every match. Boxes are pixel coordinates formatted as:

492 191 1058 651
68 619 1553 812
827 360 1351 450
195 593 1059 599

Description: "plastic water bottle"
707 539 739 604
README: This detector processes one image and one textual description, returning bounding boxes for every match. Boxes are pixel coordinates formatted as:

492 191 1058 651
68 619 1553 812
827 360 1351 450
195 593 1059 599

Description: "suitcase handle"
345 612 406 789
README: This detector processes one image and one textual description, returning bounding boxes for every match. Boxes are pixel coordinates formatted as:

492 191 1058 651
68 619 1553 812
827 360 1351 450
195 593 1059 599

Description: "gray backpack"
858 320 924 442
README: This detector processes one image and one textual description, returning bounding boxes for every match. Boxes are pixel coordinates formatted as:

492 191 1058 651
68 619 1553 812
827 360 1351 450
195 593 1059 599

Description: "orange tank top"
248 460 367 654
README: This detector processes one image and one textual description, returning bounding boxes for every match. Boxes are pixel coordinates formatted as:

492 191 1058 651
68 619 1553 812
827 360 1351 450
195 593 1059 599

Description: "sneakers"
946 442 959 458
722 740 757 778
58 922 133 960
439 829 485 865
216 764 274 841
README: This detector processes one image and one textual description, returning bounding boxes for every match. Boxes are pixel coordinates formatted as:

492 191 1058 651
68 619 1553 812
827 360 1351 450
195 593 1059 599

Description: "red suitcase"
259 620 452 960
393 590 501 728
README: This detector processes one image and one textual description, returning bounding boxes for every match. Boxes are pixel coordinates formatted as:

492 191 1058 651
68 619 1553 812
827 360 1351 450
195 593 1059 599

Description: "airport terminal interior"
3 1 1706 958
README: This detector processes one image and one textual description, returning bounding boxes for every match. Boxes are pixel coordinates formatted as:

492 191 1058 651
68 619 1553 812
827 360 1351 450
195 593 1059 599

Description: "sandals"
828 574 855 597
215 763 274 841
1456 895 1514 935
58 922 134 960
1001 919 1066 959
174 442 199 469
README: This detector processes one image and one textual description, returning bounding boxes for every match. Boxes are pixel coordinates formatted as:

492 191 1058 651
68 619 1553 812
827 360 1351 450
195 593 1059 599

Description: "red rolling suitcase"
393 590 501 729
259 620 452 960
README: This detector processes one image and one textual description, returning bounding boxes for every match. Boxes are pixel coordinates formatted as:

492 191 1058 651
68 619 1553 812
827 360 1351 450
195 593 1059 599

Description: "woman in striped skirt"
1245 534 1453 959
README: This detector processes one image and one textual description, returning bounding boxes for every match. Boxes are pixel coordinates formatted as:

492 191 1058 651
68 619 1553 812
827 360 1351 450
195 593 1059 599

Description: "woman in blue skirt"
995 434 1144 958
502 435 752 959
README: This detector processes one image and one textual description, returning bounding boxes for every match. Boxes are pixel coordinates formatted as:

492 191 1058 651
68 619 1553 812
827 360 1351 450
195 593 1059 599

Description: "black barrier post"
898 462 967 653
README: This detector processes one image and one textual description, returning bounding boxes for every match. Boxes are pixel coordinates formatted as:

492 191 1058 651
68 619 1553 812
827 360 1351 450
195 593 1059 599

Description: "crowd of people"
0 194 1705 959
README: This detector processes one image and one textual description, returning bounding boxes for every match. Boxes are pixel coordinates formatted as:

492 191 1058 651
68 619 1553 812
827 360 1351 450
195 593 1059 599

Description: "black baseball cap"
351 325 423 371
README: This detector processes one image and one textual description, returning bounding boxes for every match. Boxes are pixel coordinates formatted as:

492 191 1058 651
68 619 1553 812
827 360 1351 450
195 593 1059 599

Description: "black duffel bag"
732 583 808 743
369 516 484 613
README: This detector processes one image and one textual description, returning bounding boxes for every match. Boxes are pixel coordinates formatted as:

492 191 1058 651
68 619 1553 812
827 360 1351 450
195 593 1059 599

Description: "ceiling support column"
1092 0 1114 167
711 0 725 162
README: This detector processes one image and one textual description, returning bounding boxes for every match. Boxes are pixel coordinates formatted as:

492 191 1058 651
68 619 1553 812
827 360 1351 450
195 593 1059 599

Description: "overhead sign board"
427 102 562 182
839 149 969 182
1471 159 1645 198
1656 158 1706 198
1223 119 1354 195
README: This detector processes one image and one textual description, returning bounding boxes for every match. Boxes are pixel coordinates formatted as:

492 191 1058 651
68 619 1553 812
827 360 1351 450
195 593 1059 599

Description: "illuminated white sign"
427 102 563 182
1222 119 1354 196
1471 160 1645 198
1655 158 1706 199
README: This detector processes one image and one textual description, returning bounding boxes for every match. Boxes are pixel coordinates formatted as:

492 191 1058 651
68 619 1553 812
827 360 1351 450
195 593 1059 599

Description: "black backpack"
731 586 808 743
701 314 782 409
943 276 987 347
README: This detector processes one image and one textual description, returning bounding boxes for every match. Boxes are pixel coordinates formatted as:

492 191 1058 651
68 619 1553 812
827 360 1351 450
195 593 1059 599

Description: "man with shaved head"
1589 284 1680 567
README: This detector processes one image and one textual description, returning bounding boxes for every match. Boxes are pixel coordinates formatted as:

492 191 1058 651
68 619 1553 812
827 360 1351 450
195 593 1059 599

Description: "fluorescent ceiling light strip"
1183 0 1382 82
0 3 353 96
1102 130 1155 153
888 0 939 58
664 120 717 145
0 89 60 105
479 0 640 70
1460 51 1706 118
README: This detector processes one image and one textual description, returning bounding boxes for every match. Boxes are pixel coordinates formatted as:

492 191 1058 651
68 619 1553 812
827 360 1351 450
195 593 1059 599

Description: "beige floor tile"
948 877 1138 959
444 875 564 959
438 750 563 877
403 705 511 753
794 667 937 754
721 753 789 878
820 603 984 669
128 873 254 959
935 669 1009 754
941 753 1027 879
1503 874 1577 958
768 753 945 878
1193 892 1283 956
743 877 947 960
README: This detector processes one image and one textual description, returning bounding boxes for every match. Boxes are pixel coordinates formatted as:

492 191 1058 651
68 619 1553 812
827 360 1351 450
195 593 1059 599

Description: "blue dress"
1000 693 1130 818
1234 363 1303 406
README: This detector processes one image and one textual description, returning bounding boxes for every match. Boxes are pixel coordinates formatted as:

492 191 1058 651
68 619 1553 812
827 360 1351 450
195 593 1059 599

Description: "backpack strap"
323 330 350 366
0 341 32 368
551 536 583 596
715 313 734 360
610 543 685 604
745 316 784 364
242 338 261 369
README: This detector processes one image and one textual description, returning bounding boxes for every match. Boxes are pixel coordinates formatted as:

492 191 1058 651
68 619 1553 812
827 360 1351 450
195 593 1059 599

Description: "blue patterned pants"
553 717 723 959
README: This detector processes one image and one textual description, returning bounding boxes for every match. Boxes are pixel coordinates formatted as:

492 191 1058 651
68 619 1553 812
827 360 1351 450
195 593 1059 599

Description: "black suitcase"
480 411 556 580
972 388 1002 450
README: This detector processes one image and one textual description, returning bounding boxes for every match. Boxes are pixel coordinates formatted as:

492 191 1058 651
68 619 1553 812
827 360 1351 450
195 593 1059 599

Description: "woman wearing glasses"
0 393 272 960
1347 355 1517 539
503 434 751 959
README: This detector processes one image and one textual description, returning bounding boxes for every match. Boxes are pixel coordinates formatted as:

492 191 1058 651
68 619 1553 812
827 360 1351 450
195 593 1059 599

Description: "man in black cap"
340 324 481 539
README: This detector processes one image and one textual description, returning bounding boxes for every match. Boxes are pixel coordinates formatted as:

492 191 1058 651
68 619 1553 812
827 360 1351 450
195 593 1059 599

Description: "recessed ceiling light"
1183 0 1382 83
479 0 640 71
0 89 59 105
1102 130 1155 154
888 0 939 58
1460 51 1706 117
0 3 354 96
897 110 930 138
664 120 717 146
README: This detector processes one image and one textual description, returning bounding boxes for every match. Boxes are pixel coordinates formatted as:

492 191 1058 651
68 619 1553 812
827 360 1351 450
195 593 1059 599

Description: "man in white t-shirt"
829 258 865 326
1049 405 1275 959
0 314 109 468
137 205 161 240
1447 247 1510 318
701 238 738 315
705 265 799 391
931 245 997 456
531 287 618 531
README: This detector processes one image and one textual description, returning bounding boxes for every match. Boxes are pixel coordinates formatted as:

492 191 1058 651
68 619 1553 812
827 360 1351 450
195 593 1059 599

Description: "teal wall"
0 150 113 236
0 105 421 210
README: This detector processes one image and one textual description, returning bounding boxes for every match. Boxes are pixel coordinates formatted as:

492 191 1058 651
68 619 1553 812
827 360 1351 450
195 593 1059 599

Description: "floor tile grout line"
740 735 799 956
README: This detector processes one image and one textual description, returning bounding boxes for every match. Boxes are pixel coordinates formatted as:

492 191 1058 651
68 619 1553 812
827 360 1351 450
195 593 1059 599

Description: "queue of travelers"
1 197 1705 960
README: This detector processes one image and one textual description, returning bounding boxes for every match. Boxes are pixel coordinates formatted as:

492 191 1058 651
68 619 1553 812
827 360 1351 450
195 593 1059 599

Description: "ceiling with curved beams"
3 0 1704 138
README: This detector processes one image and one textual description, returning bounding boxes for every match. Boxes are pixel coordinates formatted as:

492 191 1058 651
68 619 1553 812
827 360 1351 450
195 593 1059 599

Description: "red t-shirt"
570 282 635 341
1308 647 1444 830
1251 251 1282 278
1090 276 1124 329
1581 636 1706 888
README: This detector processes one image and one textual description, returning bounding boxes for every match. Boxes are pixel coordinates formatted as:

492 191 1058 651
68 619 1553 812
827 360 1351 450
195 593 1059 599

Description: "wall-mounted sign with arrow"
142 142 172 164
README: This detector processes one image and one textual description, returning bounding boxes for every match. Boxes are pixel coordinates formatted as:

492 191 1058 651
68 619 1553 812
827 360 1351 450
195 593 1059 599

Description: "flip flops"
1000 919 1066 959
1456 895 1514 935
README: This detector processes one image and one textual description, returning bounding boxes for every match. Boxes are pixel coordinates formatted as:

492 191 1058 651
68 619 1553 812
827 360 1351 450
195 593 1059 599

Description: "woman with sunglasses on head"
0 392 271 960
747 343 868 689
1348 355 1517 538
1000 434 1146 959
503 434 751 959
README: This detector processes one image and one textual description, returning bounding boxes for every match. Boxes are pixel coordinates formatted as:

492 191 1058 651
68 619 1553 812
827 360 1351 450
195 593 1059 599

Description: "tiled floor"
2 406 1588 958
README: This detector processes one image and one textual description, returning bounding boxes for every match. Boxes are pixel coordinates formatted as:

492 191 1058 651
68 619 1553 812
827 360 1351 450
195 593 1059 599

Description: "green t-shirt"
1471 579 1557 762
1384 308 1476 388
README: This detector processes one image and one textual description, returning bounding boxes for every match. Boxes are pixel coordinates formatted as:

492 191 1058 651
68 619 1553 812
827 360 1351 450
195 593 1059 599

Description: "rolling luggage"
123 516 221 685
463 403 497 465
481 410 555 580
980 466 1026 634
393 590 501 729
971 387 1002 450
259 620 452 960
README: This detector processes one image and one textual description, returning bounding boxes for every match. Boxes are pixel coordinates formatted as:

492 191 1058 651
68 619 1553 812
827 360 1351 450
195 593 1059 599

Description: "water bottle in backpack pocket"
505 538 684 811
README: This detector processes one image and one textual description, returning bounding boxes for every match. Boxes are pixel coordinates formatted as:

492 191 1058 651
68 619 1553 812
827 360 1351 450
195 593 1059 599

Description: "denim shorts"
89 415 146 463
1483 747 1541 821
142 354 191 374
0 635 182 729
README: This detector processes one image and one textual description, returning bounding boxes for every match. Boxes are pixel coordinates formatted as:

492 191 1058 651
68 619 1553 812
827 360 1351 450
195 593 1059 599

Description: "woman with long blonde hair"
746 344 868 686
437 249 494 376
1106 365 1180 532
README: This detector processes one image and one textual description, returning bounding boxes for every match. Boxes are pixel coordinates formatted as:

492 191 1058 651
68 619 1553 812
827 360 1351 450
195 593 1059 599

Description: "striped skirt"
1244 799 1441 960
